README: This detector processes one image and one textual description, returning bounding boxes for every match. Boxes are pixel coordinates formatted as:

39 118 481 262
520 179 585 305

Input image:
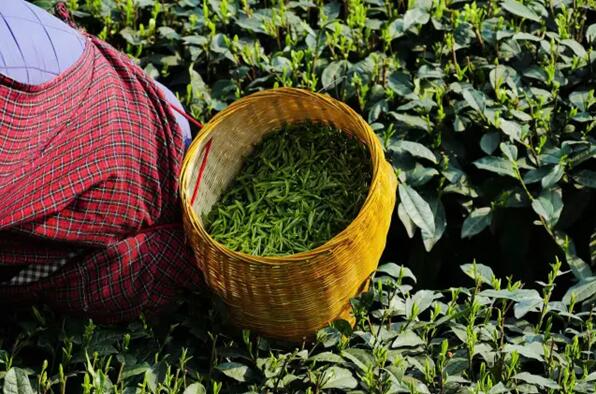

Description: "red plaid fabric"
0 34 202 323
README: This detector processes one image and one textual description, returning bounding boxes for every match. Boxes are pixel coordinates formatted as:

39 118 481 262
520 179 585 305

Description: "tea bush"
32 0 595 285
1 0 595 392
1 262 594 393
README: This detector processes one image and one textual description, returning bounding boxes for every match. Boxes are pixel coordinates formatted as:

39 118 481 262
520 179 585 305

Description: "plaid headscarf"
0 33 202 323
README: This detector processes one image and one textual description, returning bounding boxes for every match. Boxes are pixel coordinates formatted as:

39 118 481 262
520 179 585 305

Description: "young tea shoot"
204 122 371 256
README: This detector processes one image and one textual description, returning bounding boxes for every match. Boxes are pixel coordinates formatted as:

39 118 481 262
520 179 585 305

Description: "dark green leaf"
320 367 358 390
562 276 596 304
158 26 180 40
562 39 586 58
368 99 388 123
501 0 541 22
122 363 151 379
377 263 416 282
309 352 345 364
531 188 563 227
389 140 437 163
342 348 374 372
503 343 544 361
421 196 446 251
387 72 414 96
397 202 417 238
462 88 487 113
391 330 425 348
523 66 547 82
513 298 542 318
513 372 560 389
405 164 439 187
322 60 348 89
183 382 207 394
573 170 596 188
217 362 254 382
183 35 209 46
569 91 592 112
500 142 518 161
317 327 341 348
541 164 564 188
398 184 435 235
499 119 523 141
473 157 516 178
403 8 430 31
390 112 429 131
512 32 541 41
3 368 34 394
387 18 405 39
523 166 552 184
461 262 495 285
479 289 542 302
120 27 143 45
406 290 439 317
554 233 593 280
322 1 341 20
480 132 500 154
417 64 444 79
587 23 596 43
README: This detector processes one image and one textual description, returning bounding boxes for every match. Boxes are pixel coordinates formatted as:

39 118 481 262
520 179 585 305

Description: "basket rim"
179 87 390 265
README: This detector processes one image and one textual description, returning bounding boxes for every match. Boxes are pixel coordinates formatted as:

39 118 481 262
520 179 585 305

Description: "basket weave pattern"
180 88 397 341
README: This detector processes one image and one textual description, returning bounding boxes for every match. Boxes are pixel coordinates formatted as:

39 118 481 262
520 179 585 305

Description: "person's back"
0 0 191 145
0 1 201 322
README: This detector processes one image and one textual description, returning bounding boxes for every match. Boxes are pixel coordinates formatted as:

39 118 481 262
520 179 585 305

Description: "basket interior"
184 93 369 225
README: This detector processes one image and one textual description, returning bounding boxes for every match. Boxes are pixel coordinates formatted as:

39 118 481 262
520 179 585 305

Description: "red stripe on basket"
190 138 213 206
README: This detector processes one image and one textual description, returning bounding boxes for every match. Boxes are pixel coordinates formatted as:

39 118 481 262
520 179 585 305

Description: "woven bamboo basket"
180 88 397 341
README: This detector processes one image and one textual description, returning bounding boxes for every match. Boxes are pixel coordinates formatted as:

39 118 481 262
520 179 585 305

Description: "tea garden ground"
1 0 595 392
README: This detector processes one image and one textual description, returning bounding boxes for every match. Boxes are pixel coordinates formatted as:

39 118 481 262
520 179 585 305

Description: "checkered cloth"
0 32 202 323
0 258 68 286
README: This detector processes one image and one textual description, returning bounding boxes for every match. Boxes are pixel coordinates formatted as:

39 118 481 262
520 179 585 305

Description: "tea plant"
30 0 595 287
1 262 594 393
5 0 595 391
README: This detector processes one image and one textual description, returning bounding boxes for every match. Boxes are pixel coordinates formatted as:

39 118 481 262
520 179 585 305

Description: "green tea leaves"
513 373 561 389
403 8 430 31
206 123 371 256
480 132 500 155
461 207 492 239
389 140 437 163
321 60 349 90
500 142 518 161
377 263 417 282
499 119 523 141
531 188 564 227
562 276 596 304
387 71 414 97
473 157 516 178
216 363 255 383
183 383 207 394
421 196 446 251
398 184 435 235
586 23 596 43
391 330 425 348
2 368 34 394
462 88 487 114
573 169 596 188
319 367 358 390
461 263 495 285
398 202 417 238
500 0 541 22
